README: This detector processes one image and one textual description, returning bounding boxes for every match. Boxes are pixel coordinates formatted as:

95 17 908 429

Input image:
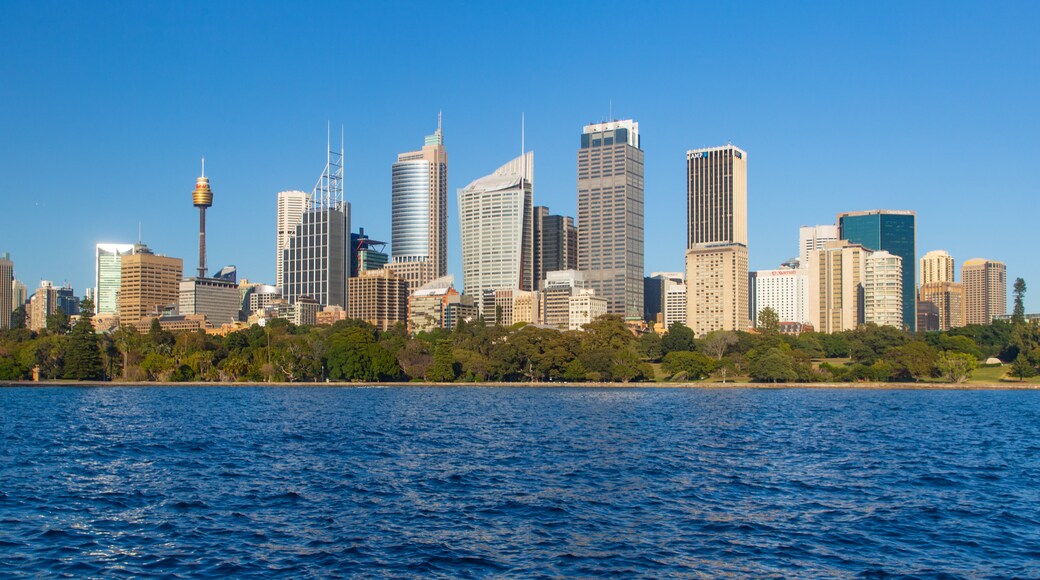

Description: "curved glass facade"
391 160 430 259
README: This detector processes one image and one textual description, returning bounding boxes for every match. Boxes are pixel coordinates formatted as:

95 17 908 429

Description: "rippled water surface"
2 386 1039 578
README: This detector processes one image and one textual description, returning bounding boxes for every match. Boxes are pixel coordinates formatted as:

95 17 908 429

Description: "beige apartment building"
919 281 966 330
962 258 1006 325
347 269 408 331
808 240 870 333
920 250 955 285
685 242 749 336
118 245 183 326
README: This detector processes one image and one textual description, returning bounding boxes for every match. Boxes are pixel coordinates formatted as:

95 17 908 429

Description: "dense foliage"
1 310 1038 384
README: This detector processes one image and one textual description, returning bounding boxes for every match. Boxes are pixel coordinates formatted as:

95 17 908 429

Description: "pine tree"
1012 278 1027 323
64 298 105 381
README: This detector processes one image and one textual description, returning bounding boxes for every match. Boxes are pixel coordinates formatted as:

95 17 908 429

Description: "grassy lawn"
969 365 1040 384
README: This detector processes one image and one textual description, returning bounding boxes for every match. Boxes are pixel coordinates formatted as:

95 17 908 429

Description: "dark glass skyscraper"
838 210 916 331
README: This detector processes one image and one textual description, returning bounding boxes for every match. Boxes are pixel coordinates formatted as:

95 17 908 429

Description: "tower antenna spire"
201 156 205 178
609 98 612 121
438 110 443 134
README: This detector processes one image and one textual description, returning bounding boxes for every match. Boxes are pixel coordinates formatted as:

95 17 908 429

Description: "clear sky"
2 1 1038 311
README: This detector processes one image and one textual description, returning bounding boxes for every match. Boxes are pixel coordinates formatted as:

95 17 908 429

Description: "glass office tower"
838 210 916 332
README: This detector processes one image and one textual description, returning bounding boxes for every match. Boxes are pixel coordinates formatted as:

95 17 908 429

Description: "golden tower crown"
192 158 213 207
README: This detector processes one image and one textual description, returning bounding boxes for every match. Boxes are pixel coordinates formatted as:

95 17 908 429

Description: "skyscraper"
864 250 903 328
281 134 351 309
920 250 955 285
688 145 748 247
686 145 749 334
458 151 533 317
533 206 577 290
29 281 76 332
275 190 311 290
838 210 916 331
390 118 448 290
962 258 1007 325
95 243 135 315
577 120 644 320
0 253 12 329
799 225 839 267
12 280 27 314
118 243 183 327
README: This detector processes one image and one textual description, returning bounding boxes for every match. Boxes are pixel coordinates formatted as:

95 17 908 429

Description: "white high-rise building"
95 243 135 314
799 225 839 267
864 250 903 328
920 250 955 286
458 152 534 317
751 267 808 326
663 283 687 328
275 190 311 290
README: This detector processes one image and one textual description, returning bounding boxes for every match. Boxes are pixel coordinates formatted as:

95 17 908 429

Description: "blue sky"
2 1 1038 311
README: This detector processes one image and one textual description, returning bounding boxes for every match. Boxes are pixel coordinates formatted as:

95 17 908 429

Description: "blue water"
1 387 1039 578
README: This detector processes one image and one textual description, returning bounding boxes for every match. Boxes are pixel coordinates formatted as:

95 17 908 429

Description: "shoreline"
2 380 1038 390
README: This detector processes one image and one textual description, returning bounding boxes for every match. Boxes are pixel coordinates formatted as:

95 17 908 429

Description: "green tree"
662 350 715 381
935 351 978 383
887 341 938 382
757 307 781 334
63 298 105 381
11 305 26 329
701 330 738 360
46 307 70 335
638 332 663 362
749 348 797 383
1009 353 1037 381
427 342 457 382
661 322 695 354
1012 278 1027 324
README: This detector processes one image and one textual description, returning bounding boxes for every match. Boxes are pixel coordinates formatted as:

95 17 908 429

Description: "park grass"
969 364 1040 384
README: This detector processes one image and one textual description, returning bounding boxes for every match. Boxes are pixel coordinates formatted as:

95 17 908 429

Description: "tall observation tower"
192 158 213 278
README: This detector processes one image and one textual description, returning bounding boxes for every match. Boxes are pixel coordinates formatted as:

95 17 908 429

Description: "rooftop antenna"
137 222 141 244
609 98 613 122
438 109 443 134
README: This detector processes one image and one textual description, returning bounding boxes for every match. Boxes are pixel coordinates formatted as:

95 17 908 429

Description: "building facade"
94 243 135 315
799 225 839 268
281 203 350 308
390 122 448 290
568 289 609 331
685 243 749 336
541 270 588 329
458 152 534 316
864 250 903 328
578 120 644 320
0 253 12 329
347 268 409 331
686 145 749 336
838 210 916 331
663 282 687 329
751 267 808 326
962 258 1007 325
919 281 966 331
275 190 311 290
118 244 183 326
807 240 870 333
407 275 475 334
920 250 955 286
179 277 241 326
533 207 577 291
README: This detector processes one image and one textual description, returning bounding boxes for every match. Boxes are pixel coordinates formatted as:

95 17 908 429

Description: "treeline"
1 299 1039 383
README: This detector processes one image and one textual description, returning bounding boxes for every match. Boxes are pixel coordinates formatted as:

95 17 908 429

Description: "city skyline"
2 3 1038 311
